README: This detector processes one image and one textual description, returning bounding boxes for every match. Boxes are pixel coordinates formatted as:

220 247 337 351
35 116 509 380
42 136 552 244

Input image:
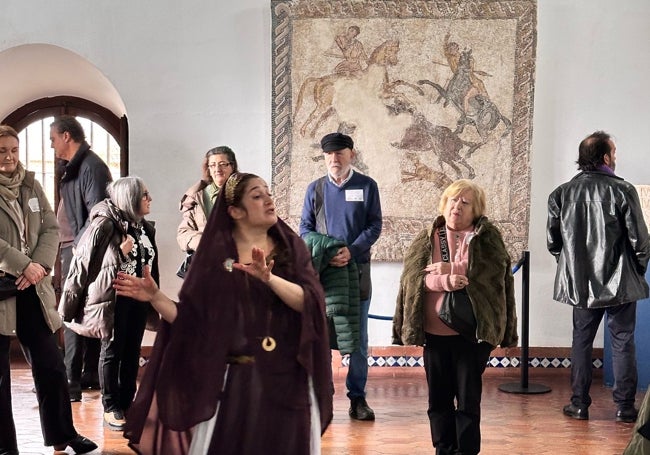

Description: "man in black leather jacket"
50 115 112 401
547 131 650 423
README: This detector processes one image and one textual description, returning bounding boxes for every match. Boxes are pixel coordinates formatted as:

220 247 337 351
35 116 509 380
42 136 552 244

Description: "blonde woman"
393 179 518 455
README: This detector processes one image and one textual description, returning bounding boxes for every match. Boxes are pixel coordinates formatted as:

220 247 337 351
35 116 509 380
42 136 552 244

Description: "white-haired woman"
60 176 159 432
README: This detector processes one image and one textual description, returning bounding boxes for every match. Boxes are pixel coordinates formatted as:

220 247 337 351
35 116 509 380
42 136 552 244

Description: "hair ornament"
224 172 244 206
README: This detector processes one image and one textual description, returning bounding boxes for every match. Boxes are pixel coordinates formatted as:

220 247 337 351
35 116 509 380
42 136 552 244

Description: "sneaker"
349 397 375 421
103 410 126 430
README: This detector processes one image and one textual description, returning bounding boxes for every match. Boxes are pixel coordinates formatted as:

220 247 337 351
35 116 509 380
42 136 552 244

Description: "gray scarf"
0 162 26 202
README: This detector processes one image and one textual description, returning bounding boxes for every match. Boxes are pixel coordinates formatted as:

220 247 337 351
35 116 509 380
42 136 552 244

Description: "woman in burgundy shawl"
114 173 333 454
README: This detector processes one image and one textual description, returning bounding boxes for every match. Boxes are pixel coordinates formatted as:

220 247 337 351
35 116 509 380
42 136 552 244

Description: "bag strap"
438 225 450 263
314 176 328 235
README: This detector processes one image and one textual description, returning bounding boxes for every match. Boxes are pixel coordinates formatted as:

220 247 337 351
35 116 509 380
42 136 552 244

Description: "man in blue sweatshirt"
300 132 382 420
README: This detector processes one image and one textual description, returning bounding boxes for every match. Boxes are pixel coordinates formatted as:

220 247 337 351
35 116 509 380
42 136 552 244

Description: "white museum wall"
1 0 649 348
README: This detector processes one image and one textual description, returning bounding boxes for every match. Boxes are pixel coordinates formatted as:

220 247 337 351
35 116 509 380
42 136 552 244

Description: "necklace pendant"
261 336 276 352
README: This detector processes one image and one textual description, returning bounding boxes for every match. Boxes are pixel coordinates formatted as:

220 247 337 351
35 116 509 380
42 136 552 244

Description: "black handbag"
0 272 18 300
437 226 477 342
439 288 477 342
176 251 194 279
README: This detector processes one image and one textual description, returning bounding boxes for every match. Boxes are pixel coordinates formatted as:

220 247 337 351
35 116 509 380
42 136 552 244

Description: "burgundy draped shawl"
124 189 333 454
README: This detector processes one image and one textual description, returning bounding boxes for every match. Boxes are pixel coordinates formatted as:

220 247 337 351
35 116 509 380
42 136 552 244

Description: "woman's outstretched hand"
232 246 275 283
113 265 158 302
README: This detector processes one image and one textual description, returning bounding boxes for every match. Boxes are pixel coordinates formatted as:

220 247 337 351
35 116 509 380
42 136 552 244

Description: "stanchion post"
521 250 530 388
499 251 551 394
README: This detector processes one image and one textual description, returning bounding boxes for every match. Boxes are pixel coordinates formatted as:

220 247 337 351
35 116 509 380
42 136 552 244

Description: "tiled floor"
6 366 644 454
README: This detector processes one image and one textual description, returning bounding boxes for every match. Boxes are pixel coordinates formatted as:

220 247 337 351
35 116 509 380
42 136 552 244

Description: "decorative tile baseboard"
340 355 602 369
134 346 603 370
337 346 604 369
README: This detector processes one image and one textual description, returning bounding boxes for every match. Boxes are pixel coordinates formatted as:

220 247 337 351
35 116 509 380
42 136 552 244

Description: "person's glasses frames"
208 162 231 169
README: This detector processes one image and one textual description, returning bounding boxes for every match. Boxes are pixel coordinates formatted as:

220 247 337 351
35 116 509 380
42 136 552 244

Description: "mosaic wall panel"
271 0 537 261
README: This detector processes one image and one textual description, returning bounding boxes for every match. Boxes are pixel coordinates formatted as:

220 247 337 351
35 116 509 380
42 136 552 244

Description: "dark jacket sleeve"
74 158 112 243
299 181 317 237
622 186 650 274
546 187 562 260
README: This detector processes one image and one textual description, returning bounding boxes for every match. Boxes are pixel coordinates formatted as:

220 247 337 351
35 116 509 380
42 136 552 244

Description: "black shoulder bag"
314 176 327 235
0 271 18 300
176 250 194 279
437 226 477 342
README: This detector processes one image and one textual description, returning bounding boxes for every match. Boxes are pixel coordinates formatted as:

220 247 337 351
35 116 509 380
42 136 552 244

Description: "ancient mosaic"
271 0 537 261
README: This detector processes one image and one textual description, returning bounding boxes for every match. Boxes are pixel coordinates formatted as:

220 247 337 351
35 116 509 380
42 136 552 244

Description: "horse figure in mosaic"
389 99 480 180
418 49 511 141
294 39 423 138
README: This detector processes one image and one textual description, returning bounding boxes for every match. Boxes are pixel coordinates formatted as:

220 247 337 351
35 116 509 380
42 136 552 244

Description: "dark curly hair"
576 131 613 171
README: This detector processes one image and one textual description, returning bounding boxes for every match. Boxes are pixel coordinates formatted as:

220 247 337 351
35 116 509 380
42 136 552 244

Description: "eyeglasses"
142 191 151 200
208 162 231 169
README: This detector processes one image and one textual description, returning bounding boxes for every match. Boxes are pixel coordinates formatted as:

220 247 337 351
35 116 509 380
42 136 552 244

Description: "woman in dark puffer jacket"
59 176 159 432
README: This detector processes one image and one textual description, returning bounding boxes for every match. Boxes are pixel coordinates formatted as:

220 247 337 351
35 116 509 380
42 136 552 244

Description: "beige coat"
0 172 61 335
176 180 209 252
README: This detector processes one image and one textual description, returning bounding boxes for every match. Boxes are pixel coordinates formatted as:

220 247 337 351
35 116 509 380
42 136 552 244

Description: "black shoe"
68 381 82 402
80 374 100 390
53 435 97 454
80 381 101 390
349 397 375 421
563 403 589 420
616 407 638 423
0 449 19 455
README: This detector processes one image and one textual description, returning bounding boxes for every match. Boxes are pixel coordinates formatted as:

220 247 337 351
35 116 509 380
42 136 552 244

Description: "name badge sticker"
28 198 40 212
345 189 364 202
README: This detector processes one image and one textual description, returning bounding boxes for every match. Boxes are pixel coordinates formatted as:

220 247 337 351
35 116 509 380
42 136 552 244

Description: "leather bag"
176 251 194 279
439 288 477 342
0 272 18 300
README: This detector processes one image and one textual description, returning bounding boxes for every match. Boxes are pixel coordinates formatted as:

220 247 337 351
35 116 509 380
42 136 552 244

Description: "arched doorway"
3 97 127 203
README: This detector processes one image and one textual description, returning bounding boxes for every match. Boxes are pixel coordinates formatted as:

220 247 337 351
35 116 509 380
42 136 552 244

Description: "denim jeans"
346 297 370 399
